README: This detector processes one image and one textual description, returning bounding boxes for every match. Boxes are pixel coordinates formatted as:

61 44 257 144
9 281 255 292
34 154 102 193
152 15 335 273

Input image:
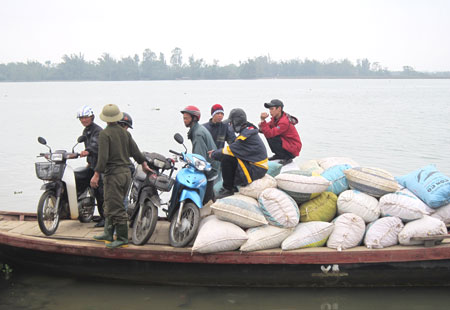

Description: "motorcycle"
128 152 176 245
167 133 211 247
35 136 96 236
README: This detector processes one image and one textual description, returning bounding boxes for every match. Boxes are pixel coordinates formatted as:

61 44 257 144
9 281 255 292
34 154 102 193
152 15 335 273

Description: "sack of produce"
327 213 366 251
396 164 450 208
258 188 300 228
344 167 400 197
364 217 404 249
337 189 380 223
267 161 283 177
398 215 448 246
275 173 331 204
431 203 450 224
299 192 337 223
282 221 334 250
321 164 352 195
378 190 429 222
317 156 359 170
192 216 248 253
240 225 292 252
280 160 300 174
298 159 324 175
211 194 268 228
239 174 277 199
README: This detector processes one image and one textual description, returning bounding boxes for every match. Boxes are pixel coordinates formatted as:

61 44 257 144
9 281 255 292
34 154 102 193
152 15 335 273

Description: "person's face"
212 112 224 123
183 113 193 127
79 116 93 127
269 106 282 118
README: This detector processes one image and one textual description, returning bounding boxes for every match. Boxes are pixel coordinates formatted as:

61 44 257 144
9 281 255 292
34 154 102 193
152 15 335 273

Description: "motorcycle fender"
40 183 56 191
179 189 202 209
61 165 79 219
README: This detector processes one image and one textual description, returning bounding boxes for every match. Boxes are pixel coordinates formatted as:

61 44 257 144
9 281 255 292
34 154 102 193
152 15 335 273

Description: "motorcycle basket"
35 162 65 180
143 152 172 170
149 174 174 192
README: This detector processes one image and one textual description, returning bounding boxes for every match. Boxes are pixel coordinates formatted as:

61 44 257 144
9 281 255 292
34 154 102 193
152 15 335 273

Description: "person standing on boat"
90 104 152 249
181 105 219 204
77 105 105 227
118 112 136 212
209 108 268 199
259 99 302 165
203 104 236 149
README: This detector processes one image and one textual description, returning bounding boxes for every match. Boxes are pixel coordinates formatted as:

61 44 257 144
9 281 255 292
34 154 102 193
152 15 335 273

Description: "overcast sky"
1 0 449 71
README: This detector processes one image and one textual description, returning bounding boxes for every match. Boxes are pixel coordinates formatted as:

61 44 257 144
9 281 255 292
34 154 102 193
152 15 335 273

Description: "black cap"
264 99 284 109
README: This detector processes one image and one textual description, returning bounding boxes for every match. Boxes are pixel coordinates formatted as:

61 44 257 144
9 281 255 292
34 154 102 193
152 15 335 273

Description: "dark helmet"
118 112 133 129
180 105 201 122
224 108 247 133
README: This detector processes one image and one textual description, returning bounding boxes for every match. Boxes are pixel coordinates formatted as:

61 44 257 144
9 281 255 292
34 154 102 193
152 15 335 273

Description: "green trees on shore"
0 48 447 81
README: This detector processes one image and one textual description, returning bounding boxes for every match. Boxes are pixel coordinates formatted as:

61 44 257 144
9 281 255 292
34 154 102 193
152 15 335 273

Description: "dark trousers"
267 136 294 160
203 180 215 204
77 168 104 218
103 171 131 225
88 168 105 218
221 156 238 190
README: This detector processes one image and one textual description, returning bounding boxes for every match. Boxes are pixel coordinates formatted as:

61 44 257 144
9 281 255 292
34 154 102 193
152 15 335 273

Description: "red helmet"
180 105 201 121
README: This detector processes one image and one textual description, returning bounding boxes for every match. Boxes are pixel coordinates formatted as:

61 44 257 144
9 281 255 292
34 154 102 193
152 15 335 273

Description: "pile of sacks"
192 157 450 253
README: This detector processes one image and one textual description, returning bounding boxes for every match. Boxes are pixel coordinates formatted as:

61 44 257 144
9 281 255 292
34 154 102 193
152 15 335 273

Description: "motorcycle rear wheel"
169 202 200 248
131 200 158 245
37 190 60 236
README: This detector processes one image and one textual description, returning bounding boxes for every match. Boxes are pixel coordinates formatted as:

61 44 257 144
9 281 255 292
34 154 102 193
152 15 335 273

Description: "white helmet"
77 105 94 118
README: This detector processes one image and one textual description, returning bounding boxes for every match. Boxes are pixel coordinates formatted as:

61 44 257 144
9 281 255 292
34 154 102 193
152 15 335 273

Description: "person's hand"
80 150 89 157
260 112 269 121
90 172 99 189
142 161 155 174
207 150 214 158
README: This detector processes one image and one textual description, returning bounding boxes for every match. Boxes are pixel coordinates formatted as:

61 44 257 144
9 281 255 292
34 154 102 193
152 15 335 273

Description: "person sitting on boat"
209 108 268 199
90 104 152 249
77 105 105 227
259 99 302 166
203 104 236 149
181 105 219 204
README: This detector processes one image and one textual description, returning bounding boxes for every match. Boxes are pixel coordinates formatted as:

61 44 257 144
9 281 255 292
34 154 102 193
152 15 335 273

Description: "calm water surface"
0 79 449 309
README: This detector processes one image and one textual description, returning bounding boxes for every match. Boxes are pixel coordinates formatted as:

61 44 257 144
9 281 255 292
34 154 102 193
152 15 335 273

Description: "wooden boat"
1 210 449 287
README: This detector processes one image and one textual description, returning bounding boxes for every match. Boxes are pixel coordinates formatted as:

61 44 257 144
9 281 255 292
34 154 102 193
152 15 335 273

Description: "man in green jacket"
90 104 151 249
181 105 219 204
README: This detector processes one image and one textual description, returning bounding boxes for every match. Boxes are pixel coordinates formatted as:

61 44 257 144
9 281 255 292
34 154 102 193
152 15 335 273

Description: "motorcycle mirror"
77 135 87 143
38 137 47 145
174 133 184 144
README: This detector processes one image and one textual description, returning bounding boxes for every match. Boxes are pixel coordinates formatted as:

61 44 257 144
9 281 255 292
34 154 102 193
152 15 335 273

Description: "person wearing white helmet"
77 105 105 227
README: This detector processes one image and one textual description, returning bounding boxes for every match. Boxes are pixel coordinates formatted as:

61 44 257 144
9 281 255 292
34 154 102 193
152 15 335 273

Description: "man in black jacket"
203 104 235 149
77 105 105 227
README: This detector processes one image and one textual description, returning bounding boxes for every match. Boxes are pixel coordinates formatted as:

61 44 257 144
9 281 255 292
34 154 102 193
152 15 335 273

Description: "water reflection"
1 269 449 310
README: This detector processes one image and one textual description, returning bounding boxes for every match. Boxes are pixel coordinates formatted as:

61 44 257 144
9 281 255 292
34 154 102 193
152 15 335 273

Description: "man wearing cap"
259 99 302 165
90 104 152 249
203 104 236 149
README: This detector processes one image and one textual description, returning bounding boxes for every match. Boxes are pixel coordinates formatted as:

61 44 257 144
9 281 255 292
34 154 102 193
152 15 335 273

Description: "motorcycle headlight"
192 157 211 171
51 153 63 161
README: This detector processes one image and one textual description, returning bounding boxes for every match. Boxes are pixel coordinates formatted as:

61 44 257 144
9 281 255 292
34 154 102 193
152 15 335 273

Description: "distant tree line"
0 47 449 81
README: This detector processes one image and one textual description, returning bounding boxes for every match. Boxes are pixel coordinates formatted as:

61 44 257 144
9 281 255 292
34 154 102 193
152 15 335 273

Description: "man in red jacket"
259 99 302 165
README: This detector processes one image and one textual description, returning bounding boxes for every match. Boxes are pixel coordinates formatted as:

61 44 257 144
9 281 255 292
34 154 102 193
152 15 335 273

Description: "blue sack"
321 164 352 195
396 164 450 208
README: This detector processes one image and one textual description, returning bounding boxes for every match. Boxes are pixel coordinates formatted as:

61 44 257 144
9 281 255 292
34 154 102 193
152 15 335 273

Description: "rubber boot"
106 223 129 249
93 218 114 243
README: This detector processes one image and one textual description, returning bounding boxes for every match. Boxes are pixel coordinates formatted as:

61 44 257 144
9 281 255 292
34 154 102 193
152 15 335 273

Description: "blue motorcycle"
167 133 211 247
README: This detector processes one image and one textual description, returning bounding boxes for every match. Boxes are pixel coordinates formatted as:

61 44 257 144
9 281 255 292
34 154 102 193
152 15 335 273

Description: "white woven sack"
211 194 268 228
280 160 300 174
239 174 277 199
282 221 334 250
399 188 435 214
337 190 380 223
378 191 429 222
364 217 404 249
431 203 450 224
317 157 360 170
327 213 366 251
240 225 292 252
344 167 400 198
192 216 248 253
258 188 300 228
298 159 324 175
275 174 331 194
398 215 447 246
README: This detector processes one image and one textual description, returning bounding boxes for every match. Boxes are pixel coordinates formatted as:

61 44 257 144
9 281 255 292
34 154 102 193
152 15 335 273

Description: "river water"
0 79 450 309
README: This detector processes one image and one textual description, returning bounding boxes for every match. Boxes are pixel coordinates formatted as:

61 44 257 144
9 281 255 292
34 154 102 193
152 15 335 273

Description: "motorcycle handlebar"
169 149 182 156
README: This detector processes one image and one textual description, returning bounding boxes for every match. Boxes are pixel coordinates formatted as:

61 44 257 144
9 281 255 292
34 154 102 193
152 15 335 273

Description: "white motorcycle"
35 136 96 236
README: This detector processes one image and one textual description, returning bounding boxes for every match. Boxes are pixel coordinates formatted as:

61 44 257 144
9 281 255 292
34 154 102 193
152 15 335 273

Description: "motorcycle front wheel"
37 190 60 236
169 202 200 248
131 200 158 245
